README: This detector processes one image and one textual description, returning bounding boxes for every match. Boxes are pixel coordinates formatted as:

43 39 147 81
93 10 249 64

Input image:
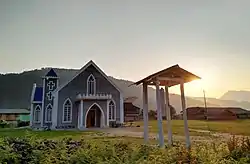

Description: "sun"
190 79 204 90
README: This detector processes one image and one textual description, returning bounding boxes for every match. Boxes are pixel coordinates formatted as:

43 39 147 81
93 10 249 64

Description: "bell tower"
41 68 59 127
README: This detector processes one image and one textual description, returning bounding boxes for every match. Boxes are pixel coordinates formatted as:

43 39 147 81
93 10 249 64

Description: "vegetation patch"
0 132 249 163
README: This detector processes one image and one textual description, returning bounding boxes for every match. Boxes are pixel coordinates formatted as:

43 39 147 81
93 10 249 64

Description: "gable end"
53 60 122 94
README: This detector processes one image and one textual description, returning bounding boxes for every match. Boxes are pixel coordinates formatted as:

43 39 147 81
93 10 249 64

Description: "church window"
87 74 96 95
45 104 52 123
47 91 53 101
47 81 55 90
63 98 72 123
109 101 116 121
34 105 41 123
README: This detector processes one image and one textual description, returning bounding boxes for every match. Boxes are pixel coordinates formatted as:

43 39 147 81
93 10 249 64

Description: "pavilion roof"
131 64 201 87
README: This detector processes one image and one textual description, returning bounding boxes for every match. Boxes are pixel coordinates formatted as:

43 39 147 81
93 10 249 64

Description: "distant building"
123 97 141 122
184 107 250 120
0 109 30 122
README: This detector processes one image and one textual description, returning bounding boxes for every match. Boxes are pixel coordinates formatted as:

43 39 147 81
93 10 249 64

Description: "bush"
17 121 30 127
0 135 249 163
226 136 250 162
0 120 10 128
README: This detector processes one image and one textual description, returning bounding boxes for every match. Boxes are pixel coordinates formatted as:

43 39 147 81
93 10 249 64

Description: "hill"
0 68 249 113
220 90 250 102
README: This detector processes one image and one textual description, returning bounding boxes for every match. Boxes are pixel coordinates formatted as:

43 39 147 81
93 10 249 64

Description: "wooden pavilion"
131 64 201 148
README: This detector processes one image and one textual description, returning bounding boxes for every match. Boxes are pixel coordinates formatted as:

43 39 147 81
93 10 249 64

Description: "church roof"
33 87 43 102
53 60 122 94
45 68 58 77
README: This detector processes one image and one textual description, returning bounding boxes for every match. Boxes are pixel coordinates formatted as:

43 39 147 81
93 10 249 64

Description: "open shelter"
131 64 201 148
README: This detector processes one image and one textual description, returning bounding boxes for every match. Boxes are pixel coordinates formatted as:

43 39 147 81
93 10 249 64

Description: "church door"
86 104 102 128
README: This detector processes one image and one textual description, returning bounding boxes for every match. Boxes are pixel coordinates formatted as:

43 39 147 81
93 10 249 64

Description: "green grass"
0 128 98 139
0 128 162 145
135 120 250 136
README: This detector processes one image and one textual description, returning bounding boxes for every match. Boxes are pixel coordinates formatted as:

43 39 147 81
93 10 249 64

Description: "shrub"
0 135 250 163
17 121 30 127
0 120 10 128
226 136 250 162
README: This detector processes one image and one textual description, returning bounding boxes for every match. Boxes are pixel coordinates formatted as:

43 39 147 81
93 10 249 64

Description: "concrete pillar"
180 82 191 149
156 80 164 148
165 86 173 146
143 82 149 143
78 100 84 129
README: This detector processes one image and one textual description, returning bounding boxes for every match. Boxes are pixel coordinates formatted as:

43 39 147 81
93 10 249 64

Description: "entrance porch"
76 94 110 129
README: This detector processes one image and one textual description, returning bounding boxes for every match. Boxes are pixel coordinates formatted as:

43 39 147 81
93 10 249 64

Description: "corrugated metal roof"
131 64 201 87
0 109 30 114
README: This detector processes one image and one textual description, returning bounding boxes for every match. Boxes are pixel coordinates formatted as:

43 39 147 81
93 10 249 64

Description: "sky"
1 0 250 98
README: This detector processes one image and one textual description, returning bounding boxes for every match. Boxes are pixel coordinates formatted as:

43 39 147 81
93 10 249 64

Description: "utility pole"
203 90 208 121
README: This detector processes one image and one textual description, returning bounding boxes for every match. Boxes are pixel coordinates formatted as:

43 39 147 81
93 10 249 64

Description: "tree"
169 104 177 118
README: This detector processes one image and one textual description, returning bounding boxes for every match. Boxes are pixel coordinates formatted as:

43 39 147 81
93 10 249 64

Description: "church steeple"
43 68 59 96
41 68 59 127
45 68 58 78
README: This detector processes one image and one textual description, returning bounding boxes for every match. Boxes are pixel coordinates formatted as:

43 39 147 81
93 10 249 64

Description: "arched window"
45 104 52 123
109 101 115 121
34 105 41 123
63 98 72 123
87 74 96 95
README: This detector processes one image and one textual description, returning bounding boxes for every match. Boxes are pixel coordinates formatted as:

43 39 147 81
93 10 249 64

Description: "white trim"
86 74 96 95
34 105 41 123
45 104 53 123
32 101 42 103
106 100 110 127
108 99 116 121
30 104 34 126
41 79 45 127
62 98 73 123
42 76 59 79
79 100 84 129
51 90 58 129
78 101 83 129
30 83 36 126
119 93 124 124
53 60 122 94
30 83 36 103
85 103 105 128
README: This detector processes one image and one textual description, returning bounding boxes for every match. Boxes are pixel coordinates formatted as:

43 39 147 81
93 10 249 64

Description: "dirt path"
100 128 219 142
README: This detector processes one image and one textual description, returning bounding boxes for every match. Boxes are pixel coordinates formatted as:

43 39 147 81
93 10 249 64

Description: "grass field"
0 120 249 140
134 120 250 136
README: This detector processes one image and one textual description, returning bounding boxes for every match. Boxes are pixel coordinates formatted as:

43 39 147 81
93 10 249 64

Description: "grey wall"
57 64 121 127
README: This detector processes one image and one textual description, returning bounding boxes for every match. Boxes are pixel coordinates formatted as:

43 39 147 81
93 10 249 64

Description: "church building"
30 60 124 130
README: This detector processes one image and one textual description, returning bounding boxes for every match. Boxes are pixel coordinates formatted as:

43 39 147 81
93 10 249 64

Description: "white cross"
47 91 53 101
47 81 55 90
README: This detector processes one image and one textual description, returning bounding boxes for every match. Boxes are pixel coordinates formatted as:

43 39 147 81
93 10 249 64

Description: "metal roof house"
0 109 30 122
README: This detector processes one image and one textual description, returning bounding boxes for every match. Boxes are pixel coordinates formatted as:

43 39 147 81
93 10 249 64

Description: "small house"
124 97 141 122
0 109 30 122
185 107 250 120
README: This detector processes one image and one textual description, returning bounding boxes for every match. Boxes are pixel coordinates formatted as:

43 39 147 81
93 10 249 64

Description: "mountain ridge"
1 67 250 113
